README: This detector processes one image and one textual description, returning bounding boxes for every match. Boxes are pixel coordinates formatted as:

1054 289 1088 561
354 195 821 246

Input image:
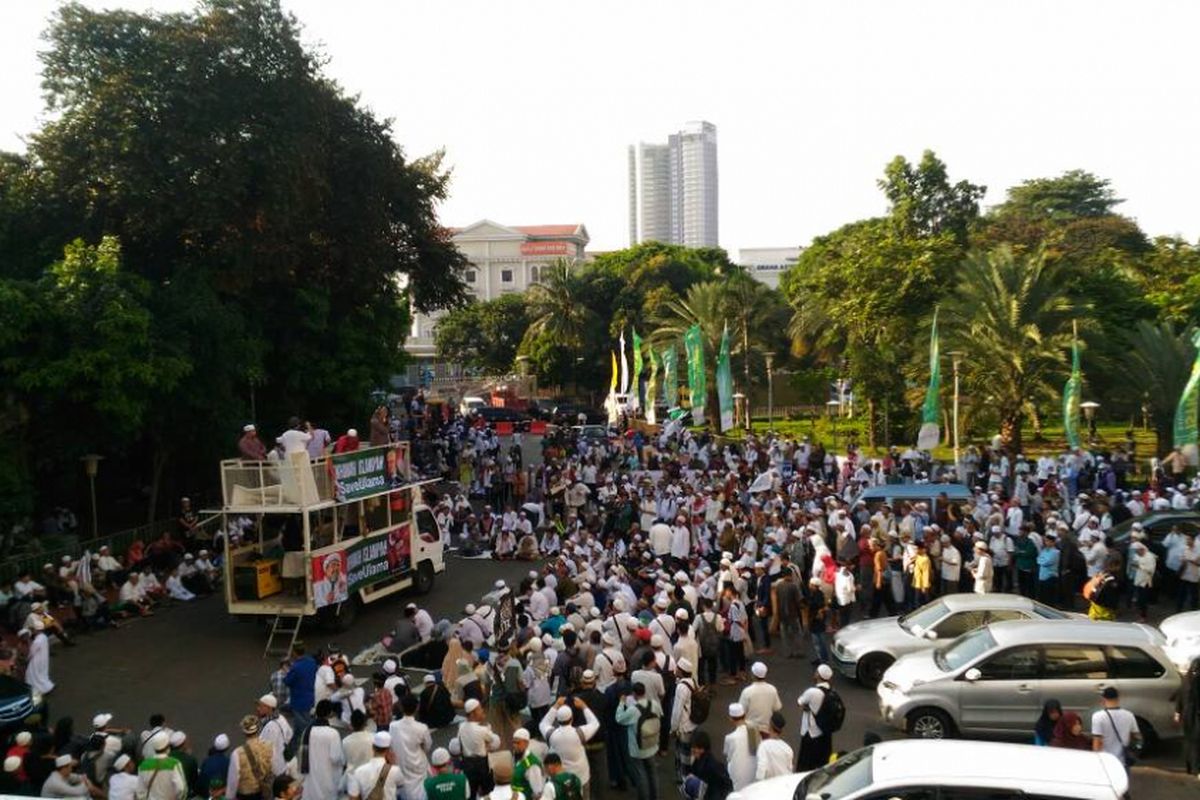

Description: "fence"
0 514 222 583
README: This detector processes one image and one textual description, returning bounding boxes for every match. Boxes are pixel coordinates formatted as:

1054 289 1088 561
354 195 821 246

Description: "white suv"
728 740 1128 800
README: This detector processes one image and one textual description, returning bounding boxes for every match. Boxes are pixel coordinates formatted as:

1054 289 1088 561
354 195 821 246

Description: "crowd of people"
5 397 1200 800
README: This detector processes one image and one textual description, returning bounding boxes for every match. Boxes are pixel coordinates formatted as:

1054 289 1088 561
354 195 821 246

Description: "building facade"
628 121 719 247
738 246 802 289
405 220 589 363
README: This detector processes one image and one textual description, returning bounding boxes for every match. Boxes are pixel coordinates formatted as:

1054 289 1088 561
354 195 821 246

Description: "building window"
529 266 539 284
501 269 513 283
465 269 476 283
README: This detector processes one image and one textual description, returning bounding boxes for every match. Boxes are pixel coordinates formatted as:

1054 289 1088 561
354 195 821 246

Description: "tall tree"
435 294 530 373
996 170 1122 221
879 150 986 243
0 0 466 523
939 246 1086 454
1113 321 1198 456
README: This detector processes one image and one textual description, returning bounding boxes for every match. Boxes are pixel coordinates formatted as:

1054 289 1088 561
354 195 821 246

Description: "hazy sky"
3 1 1199 256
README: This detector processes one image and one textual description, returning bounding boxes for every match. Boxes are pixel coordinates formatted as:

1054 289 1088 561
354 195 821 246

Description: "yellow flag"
610 351 619 394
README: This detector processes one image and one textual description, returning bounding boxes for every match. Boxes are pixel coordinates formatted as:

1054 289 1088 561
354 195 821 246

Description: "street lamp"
1081 401 1100 445
946 350 966 484
764 352 776 434
80 454 103 539
826 400 841 451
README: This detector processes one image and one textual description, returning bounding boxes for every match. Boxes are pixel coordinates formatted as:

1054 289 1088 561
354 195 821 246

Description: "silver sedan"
832 593 1073 687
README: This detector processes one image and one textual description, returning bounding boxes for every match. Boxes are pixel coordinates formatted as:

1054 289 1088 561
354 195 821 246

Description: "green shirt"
550 771 582 800
512 752 541 800
1015 537 1038 571
424 771 469 800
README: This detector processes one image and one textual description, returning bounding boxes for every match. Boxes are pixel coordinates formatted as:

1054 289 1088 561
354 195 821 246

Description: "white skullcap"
16 732 31 746
383 659 397 674
214 734 230 751
149 731 170 752
751 662 768 679
513 728 531 741
728 703 746 718
431 748 451 767
650 634 665 648
113 755 132 772
55 754 73 768
4 756 21 773
169 731 186 747
92 713 113 729
674 608 689 620
423 674 436 684
555 705 574 722
257 694 278 709
464 699 481 714
816 664 834 681
677 658 693 672
372 731 392 749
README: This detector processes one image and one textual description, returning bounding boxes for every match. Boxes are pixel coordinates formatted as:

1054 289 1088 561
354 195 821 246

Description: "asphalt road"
38 433 1200 798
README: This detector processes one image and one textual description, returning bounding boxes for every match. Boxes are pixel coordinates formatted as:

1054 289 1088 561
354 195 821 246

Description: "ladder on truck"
264 611 304 659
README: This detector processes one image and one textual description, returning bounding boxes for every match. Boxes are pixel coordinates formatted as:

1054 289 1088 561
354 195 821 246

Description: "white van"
729 740 1128 800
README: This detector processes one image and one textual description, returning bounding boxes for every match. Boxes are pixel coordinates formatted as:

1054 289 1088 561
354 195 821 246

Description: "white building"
628 121 719 247
405 220 589 362
738 246 802 289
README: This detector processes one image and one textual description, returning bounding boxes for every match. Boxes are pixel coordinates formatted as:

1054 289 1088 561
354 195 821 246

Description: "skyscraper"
628 121 718 247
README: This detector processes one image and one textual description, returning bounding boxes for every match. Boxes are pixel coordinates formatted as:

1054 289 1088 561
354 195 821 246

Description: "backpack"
682 679 710 725
635 701 661 751
814 686 845 734
696 613 720 656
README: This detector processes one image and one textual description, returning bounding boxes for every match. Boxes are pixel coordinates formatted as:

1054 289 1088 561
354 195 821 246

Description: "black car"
472 406 531 431
552 403 605 425
0 673 45 737
1109 511 1200 548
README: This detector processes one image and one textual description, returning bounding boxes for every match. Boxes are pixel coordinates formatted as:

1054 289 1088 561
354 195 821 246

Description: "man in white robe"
23 622 53 694
300 701 344 800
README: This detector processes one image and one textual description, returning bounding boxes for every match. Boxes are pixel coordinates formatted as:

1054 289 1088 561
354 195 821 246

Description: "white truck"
216 441 446 654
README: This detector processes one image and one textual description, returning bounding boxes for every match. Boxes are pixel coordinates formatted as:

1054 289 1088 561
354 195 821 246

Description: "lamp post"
764 352 776 434
80 454 103 539
946 350 965 483
826 399 841 451
1081 401 1100 445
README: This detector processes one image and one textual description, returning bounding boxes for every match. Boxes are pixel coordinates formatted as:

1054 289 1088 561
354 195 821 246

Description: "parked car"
1108 510 1200 548
550 402 604 425
573 424 612 445
832 593 1074 688
850 483 973 518
472 406 530 430
459 396 487 417
1160 609 1200 672
877 619 1179 745
0 673 46 738
728 740 1128 800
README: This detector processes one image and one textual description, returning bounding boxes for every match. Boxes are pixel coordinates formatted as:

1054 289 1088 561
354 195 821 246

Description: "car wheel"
858 654 894 689
1135 716 1158 756
414 560 435 595
907 708 954 739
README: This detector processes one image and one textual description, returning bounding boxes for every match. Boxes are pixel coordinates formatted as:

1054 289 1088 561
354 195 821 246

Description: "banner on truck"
311 522 413 609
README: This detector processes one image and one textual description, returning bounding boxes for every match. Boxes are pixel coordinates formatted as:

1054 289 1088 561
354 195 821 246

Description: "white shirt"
738 681 783 733
259 715 293 766
972 554 994 593
457 720 500 758
754 738 795 781
314 664 337 702
723 725 757 792
940 546 961 581
1091 707 1139 761
670 525 691 559
108 771 139 800
301 724 345 800
538 708 599 784
388 716 432 800
348 756 402 800
798 683 830 738
279 429 313 455
649 523 673 555
671 678 697 737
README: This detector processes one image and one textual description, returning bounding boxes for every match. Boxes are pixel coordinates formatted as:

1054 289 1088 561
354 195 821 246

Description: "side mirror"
911 624 925 637
923 629 939 640
963 667 981 682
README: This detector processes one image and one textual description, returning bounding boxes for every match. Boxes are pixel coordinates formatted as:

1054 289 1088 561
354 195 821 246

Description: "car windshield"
1031 603 1069 620
794 745 873 799
934 626 996 672
898 599 947 633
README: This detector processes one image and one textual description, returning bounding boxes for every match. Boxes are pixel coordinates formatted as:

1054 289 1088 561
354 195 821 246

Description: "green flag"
1174 329 1200 464
645 349 659 425
1063 328 1082 450
917 309 941 450
631 328 644 411
716 324 734 431
684 324 706 426
661 345 678 408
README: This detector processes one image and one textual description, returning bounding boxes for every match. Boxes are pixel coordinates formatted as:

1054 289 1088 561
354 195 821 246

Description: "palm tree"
939 246 1086 454
1114 320 1198 456
524 258 596 350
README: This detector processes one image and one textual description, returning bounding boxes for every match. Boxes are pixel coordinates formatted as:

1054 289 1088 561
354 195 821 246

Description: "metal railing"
220 442 410 511
0 515 220 583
